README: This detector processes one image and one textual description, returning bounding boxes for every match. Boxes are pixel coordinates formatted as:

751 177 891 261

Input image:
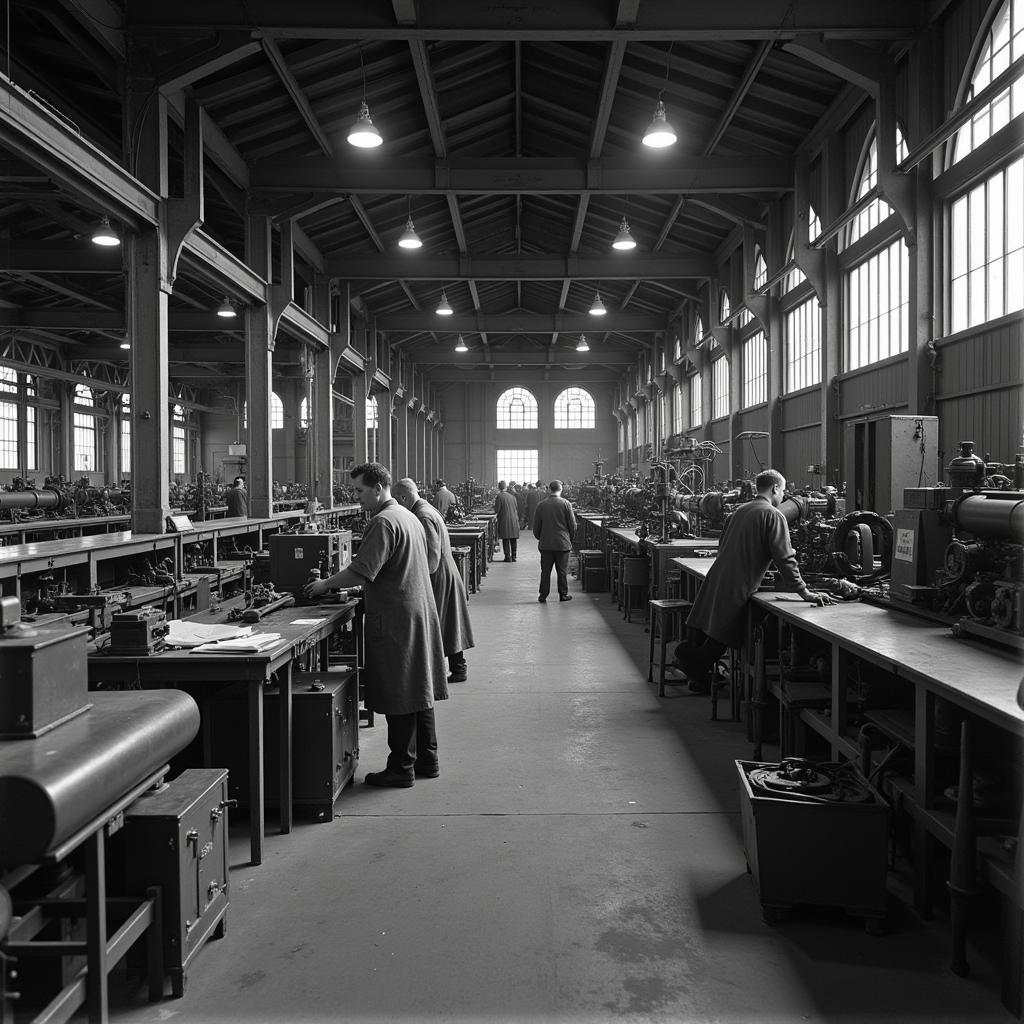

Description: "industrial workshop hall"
0 2 1021 1023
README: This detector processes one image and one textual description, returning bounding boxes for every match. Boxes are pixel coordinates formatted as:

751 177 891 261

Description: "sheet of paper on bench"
190 632 283 654
165 622 254 648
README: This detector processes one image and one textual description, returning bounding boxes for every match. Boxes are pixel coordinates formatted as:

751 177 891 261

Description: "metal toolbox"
268 531 351 596
122 768 230 997
736 760 889 931
210 668 359 820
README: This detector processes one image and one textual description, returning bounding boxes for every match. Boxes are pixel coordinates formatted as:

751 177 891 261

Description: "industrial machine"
267 529 351 600
736 758 889 931
107 607 170 656
844 414 939 513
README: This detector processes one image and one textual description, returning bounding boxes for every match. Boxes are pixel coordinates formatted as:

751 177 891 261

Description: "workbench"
86 599 359 867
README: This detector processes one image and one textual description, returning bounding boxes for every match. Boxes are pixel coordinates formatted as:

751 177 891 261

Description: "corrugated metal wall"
779 390 822 488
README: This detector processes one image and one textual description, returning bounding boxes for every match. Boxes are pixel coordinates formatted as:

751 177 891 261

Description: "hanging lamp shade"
454 334 468 352
216 296 237 318
576 334 590 353
589 290 607 316
642 100 677 148
612 217 636 250
347 101 382 148
397 217 422 249
436 290 453 315
91 215 120 246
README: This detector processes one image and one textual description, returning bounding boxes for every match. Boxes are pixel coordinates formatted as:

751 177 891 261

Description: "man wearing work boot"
306 462 448 786
533 479 577 603
672 468 834 693
393 477 475 687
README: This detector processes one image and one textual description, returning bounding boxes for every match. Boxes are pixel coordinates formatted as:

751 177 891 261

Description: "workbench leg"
248 685 265 866
914 687 936 917
85 831 109 1024
279 663 293 835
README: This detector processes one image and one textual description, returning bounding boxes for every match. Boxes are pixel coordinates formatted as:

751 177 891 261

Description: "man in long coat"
533 479 577 602
306 462 448 787
493 480 520 561
526 480 544 532
673 468 833 692
514 483 529 528
393 478 475 686
432 479 455 518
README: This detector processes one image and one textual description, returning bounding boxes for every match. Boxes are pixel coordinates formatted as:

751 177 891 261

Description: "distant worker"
533 479 577 603
526 480 544 531
672 469 834 693
393 478 475 685
305 463 448 787
225 475 248 518
433 479 455 518
493 480 520 562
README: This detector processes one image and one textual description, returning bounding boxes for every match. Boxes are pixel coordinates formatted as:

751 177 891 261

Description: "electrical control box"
268 531 351 596
843 415 938 514
122 768 230 998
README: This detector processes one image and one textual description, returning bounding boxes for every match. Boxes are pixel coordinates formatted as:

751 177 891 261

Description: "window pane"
496 449 538 485
496 387 538 429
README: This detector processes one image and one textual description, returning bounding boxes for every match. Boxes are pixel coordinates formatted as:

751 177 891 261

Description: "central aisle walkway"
110 533 1005 1023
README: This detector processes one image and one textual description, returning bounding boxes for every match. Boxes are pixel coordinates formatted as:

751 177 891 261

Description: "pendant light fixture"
612 216 636 250
576 334 590 353
589 289 607 316
454 334 468 352
91 215 120 246
216 296 237 318
436 288 453 316
642 44 677 148
397 198 422 249
347 49 382 148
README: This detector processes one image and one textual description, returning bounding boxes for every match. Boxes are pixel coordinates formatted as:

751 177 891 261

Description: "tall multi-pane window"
553 387 595 428
73 384 96 473
0 368 17 469
673 383 685 435
172 404 186 474
496 449 538 484
950 157 1023 331
712 358 730 419
846 238 909 370
784 298 822 393
271 392 284 430
742 331 767 407
952 0 1023 163
496 387 538 429
120 393 131 474
689 374 702 428
366 396 378 461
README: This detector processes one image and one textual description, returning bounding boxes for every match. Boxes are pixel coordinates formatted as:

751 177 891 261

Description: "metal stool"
621 556 650 623
647 599 692 695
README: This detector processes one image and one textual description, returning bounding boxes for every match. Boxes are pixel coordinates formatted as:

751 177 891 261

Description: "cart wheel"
864 916 886 936
762 905 789 925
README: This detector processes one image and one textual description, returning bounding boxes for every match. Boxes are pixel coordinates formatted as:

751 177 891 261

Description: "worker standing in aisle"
533 479 577 602
305 463 448 786
393 478 475 687
672 469 834 692
493 480 520 561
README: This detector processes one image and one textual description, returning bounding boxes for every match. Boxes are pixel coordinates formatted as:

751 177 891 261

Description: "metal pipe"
0 488 64 511
952 492 1024 540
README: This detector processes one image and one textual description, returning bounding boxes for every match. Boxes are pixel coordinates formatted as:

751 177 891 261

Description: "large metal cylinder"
0 689 200 864
951 492 1024 540
0 488 64 511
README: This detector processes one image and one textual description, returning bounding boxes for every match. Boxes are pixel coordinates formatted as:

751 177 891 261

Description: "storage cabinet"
123 768 231 997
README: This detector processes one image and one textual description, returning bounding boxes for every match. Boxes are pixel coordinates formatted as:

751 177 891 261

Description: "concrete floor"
108 534 1008 1023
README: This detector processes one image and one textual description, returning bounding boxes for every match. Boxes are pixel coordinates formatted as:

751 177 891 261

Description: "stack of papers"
165 622 254 648
190 633 283 654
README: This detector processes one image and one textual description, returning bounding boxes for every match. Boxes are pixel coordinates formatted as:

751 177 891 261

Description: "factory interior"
0 2 1022 1022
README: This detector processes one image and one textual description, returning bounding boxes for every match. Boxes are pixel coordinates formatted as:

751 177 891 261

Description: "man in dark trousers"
673 468 834 692
493 480 520 561
305 463 448 787
533 479 577 602
393 477 475 687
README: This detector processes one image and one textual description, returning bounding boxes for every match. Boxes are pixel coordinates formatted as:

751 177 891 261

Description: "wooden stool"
621 556 650 623
647 599 692 695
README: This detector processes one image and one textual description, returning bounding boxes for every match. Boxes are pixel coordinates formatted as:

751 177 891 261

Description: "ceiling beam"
328 254 713 281
377 313 667 332
260 36 336 157
408 349 636 366
702 40 773 155
253 155 793 196
127 3 922 42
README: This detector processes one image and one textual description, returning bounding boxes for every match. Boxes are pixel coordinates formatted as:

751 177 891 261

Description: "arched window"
718 290 731 325
784 207 821 292
73 384 95 472
673 334 682 361
554 387 595 429
952 0 1023 164
693 314 705 348
271 392 284 430
120 393 131 474
753 250 768 290
948 0 1024 332
845 129 909 247
496 387 538 429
